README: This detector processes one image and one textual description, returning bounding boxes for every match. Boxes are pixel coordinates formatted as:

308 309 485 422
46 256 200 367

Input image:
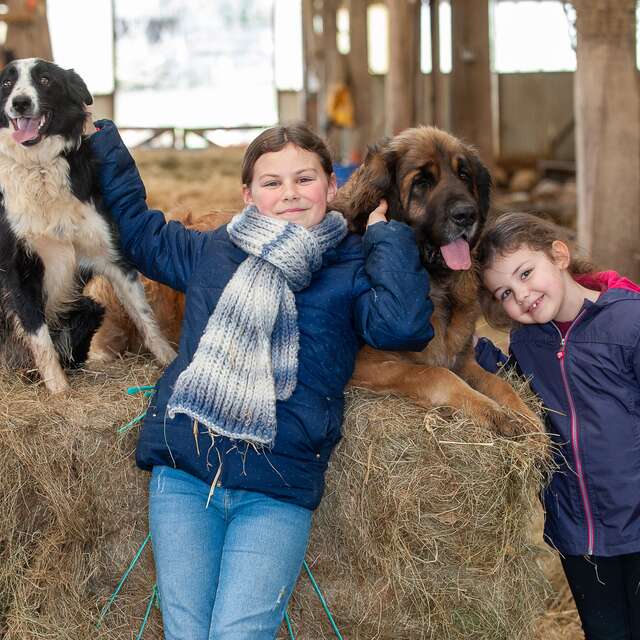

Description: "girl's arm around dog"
352 218 434 351
88 119 208 292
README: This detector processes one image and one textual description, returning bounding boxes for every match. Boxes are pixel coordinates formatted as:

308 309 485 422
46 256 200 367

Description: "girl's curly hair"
476 211 594 331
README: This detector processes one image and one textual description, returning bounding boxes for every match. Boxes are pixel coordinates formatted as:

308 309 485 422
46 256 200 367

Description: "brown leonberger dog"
331 126 541 435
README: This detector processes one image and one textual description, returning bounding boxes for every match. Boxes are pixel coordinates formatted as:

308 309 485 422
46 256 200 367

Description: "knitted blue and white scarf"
167 205 348 446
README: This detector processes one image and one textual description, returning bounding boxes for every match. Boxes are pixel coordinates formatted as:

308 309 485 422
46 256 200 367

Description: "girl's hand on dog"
367 199 388 227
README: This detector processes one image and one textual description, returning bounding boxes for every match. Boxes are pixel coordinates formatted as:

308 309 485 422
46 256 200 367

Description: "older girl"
88 120 433 640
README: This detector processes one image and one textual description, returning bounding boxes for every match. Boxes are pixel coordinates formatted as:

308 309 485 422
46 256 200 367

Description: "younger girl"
87 120 433 639
475 211 640 639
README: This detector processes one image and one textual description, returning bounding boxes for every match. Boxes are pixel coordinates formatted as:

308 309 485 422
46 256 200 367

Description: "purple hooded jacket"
476 271 640 556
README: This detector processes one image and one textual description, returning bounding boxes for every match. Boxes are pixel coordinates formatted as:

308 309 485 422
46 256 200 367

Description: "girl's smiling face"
242 143 337 229
482 242 575 324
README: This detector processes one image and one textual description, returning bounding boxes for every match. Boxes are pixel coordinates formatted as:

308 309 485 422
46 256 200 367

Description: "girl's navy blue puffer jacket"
476 271 640 556
89 120 434 511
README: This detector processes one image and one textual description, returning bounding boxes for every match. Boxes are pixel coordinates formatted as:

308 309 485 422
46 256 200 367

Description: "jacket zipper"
553 311 595 555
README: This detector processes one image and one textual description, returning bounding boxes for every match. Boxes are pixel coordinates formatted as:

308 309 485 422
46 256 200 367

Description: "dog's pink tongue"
440 238 472 270
12 117 40 143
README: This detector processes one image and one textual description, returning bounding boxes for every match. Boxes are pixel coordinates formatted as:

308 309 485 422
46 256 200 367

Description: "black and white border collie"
0 58 175 393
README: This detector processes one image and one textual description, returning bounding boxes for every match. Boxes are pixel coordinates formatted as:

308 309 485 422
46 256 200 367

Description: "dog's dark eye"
39 76 50 86
413 173 436 189
2 79 13 88
458 168 470 181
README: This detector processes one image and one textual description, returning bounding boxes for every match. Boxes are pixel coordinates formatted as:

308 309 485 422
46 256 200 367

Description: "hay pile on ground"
0 357 557 639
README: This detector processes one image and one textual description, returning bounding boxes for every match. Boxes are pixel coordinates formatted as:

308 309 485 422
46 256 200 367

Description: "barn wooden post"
429 0 445 128
301 0 320 130
573 0 640 279
346 0 371 161
321 0 344 156
385 0 420 135
449 0 495 166
2 0 52 62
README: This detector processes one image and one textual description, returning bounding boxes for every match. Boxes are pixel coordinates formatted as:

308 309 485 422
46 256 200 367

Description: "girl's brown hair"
476 212 594 330
241 123 333 185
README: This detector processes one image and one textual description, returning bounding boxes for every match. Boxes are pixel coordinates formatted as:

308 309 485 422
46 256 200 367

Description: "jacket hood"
575 270 640 294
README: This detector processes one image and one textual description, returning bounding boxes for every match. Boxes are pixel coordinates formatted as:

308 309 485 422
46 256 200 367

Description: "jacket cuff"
475 337 505 374
89 120 147 204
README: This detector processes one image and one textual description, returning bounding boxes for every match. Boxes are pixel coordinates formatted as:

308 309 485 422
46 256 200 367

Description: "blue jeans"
149 465 313 640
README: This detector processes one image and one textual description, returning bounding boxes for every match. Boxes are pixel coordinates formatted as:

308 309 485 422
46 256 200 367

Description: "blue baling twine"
100 535 342 639
135 584 159 640
118 386 155 435
284 561 344 638
96 532 151 629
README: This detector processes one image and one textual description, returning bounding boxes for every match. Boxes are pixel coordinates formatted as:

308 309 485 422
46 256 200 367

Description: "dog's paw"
88 348 117 363
474 402 513 436
509 408 544 436
153 342 177 366
45 375 71 396
487 408 544 438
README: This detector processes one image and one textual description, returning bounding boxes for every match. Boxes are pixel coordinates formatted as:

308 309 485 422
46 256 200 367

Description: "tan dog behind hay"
88 209 234 360
331 127 541 436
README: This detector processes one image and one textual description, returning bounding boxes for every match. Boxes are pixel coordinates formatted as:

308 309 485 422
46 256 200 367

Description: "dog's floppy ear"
330 138 397 235
65 68 93 106
468 154 492 221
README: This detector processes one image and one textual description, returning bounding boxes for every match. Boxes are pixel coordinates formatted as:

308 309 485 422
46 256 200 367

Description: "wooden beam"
429 0 445 128
573 0 640 279
385 0 420 135
2 0 52 61
0 13 36 24
449 0 495 166
321 0 344 157
301 0 319 129
347 0 371 161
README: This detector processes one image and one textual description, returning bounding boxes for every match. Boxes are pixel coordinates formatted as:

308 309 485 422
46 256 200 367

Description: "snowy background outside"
113 0 277 128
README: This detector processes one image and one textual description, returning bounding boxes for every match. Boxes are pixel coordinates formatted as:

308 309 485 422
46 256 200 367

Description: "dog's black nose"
12 95 33 114
450 202 476 228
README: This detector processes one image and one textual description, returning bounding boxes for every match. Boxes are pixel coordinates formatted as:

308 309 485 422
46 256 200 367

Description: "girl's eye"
298 176 314 183
520 269 532 279
262 181 279 188
499 289 512 302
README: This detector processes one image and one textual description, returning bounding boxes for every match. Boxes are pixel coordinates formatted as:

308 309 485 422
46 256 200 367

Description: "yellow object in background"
326 83 355 128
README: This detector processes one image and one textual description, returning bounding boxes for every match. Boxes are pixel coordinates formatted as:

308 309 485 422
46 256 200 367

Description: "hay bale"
285 384 552 639
0 359 554 639
0 358 162 639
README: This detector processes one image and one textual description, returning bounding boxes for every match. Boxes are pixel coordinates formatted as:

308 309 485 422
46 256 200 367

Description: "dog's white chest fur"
0 132 116 314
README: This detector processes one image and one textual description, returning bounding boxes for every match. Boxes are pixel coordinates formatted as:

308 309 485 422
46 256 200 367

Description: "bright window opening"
420 0 452 74
47 0 114 95
274 0 303 90
337 6 350 55
493 1 576 72
367 3 388 74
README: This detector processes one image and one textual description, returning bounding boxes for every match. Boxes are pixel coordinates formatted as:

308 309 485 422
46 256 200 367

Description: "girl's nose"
283 182 299 200
514 288 529 305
